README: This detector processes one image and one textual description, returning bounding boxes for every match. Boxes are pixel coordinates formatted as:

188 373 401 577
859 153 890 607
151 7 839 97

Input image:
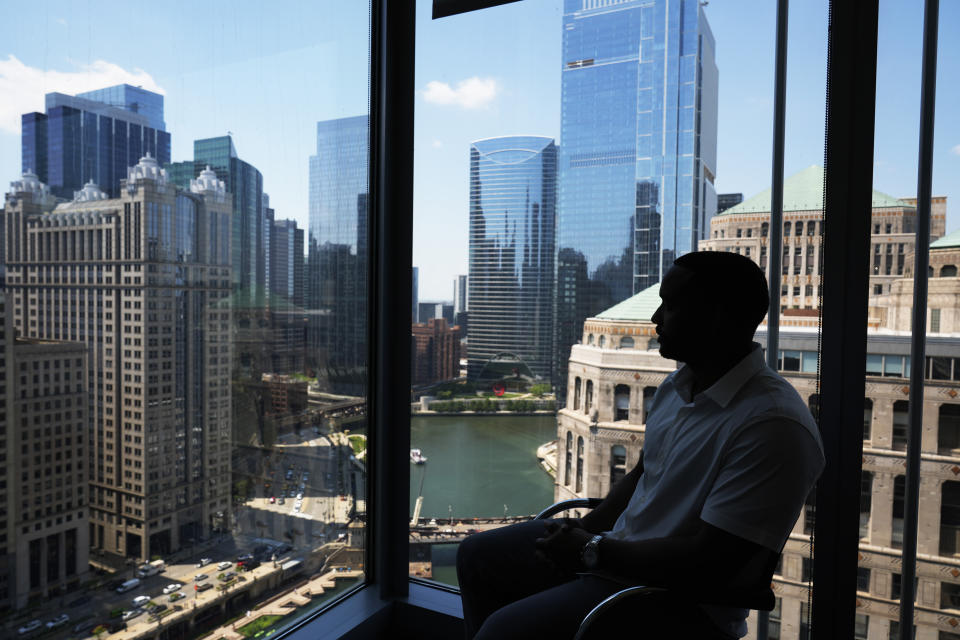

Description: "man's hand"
534 521 594 573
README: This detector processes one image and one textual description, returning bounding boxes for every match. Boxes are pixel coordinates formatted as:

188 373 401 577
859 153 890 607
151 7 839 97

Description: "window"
585 380 594 416
860 471 872 539
893 475 906 548
564 432 573 487
576 436 584 494
573 377 582 411
893 401 909 451
614 385 630 422
941 482 960 557
610 445 627 487
857 566 870 592
863 398 873 440
855 613 869 640
619 336 634 349
931 308 941 332
768 597 782 639
939 405 960 453
942 582 960 611
642 387 657 424
942 265 958 277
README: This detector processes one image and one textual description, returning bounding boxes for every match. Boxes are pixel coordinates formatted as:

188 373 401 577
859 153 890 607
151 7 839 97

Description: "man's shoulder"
735 368 819 429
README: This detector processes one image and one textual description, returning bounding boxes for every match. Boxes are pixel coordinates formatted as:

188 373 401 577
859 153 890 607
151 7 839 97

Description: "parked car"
217 561 232 570
219 571 237 582
73 619 97 634
196 557 213 567
269 496 276 503
196 582 213 592
236 553 254 563
132 595 151 608
277 496 285 505
194 573 209 582
17 620 41 635
46 613 70 629
116 578 141 593
169 592 185 602
162 583 179 595
122 610 142 621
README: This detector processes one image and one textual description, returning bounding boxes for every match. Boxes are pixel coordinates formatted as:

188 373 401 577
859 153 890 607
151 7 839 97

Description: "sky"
1 0 958 301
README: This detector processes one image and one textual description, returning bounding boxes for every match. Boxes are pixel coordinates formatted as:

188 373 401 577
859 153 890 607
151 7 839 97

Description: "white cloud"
56 18 67 26
423 76 499 110
951 144 960 156
431 139 443 148
0 55 165 135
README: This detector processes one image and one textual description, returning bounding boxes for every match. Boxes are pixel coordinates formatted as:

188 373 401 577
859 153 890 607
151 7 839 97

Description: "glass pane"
1 2 370 633
412 1 827 638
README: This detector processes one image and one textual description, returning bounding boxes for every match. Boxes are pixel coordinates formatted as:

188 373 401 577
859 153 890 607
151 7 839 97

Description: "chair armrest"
574 586 665 640
535 498 604 520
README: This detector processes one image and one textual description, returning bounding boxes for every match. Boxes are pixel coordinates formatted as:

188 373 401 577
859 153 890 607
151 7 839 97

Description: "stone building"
0 292 90 609
411 317 461 386
556 231 960 639
3 159 233 562
699 165 946 319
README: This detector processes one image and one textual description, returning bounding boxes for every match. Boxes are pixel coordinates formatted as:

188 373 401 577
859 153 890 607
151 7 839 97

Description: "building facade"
717 192 744 214
556 0 718 388
411 318 461 387
22 87 170 200
271 218 305 307
3 159 233 562
699 166 947 320
556 236 960 640
306 116 369 387
166 136 269 304
467 136 557 382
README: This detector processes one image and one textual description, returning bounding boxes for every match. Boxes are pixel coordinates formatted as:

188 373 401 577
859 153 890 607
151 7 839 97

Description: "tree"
529 383 551 397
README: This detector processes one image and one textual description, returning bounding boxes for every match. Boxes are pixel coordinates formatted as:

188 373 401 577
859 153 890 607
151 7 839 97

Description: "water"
408 414 557 587
409 414 557 519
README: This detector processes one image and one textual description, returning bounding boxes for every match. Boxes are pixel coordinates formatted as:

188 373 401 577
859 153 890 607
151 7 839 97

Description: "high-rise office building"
271 219 305 307
21 86 170 200
556 0 718 387
717 192 744 214
4 159 233 562
412 266 420 322
167 136 268 304
467 136 557 381
75 84 166 131
453 275 468 315
306 116 369 386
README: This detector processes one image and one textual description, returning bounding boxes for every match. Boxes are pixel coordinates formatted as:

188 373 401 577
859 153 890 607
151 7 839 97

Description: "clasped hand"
534 518 594 573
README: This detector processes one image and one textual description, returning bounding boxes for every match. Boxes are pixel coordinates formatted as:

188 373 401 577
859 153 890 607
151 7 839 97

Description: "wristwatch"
581 534 604 570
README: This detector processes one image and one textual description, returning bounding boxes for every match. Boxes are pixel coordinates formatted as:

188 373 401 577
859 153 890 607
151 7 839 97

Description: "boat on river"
410 448 427 464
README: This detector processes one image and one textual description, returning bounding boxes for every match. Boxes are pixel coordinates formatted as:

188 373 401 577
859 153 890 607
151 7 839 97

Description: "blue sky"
1 0 957 300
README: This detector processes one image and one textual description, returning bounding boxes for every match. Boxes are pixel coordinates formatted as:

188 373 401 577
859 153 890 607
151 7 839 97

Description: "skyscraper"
453 274 468 315
21 86 170 199
306 116 369 387
4 160 233 561
468 136 557 381
167 136 267 303
271 218 305 307
556 0 718 386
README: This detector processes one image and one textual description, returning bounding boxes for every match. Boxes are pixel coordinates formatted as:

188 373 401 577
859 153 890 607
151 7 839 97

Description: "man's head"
651 251 769 363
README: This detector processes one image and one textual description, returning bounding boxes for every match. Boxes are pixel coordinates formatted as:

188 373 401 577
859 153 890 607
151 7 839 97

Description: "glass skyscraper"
467 136 557 381
76 84 166 131
556 0 718 385
166 136 267 303
21 87 170 199
306 115 369 389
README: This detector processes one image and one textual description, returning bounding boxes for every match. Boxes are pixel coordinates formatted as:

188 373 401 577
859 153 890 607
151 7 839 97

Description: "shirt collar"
673 343 766 407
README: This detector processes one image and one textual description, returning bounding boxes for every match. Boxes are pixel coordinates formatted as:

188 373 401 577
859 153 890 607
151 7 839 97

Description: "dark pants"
456 520 737 640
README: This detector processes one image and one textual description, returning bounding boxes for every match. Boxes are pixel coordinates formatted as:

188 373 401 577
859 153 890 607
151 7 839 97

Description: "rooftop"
721 165 906 215
931 228 960 250
594 284 660 322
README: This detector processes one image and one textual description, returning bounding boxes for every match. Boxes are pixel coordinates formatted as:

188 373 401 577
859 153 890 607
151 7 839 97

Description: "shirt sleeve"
700 418 825 551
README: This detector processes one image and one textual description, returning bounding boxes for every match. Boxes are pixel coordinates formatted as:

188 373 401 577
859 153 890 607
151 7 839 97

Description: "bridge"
407 516 536 545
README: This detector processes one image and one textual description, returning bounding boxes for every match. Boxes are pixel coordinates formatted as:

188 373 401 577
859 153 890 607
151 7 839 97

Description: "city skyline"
0 1 958 300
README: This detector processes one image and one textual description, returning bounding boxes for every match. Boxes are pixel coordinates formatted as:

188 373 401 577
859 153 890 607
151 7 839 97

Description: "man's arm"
578 451 644 534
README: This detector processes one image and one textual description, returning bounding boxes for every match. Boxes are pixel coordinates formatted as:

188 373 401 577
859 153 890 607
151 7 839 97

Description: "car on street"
194 573 209 582
17 620 41 635
122 609 142 621
220 571 237 582
197 557 213 567
269 496 276 503
217 561 232 570
46 614 70 629
237 553 254 564
132 595 151 608
73 619 98 634
196 582 213 592
170 591 186 602
277 496 285 505
162 583 180 594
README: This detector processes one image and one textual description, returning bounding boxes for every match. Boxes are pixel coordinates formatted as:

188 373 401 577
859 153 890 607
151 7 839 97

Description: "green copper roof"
931 228 960 249
595 284 661 322
721 165 906 215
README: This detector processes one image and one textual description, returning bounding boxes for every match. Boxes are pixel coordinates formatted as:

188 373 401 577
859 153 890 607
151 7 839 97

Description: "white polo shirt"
605 344 824 637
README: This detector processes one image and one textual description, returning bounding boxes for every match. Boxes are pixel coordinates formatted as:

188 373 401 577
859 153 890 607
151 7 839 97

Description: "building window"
614 385 630 421
610 445 626 487
598 335 605 348
856 566 870 592
893 475 905 548
931 308 941 332
564 431 573 487
767 597 781 640
941 481 960 556
893 400 909 451
584 380 594 415
573 377 581 411
854 613 868 640
784 221 791 236
795 221 804 236
860 471 872 539
619 336 634 349
575 436 584 494
761 222 769 237
939 404 960 453
942 265 958 277
942 582 960 611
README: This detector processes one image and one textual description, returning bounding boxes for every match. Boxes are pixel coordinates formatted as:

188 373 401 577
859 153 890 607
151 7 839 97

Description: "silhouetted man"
457 251 825 639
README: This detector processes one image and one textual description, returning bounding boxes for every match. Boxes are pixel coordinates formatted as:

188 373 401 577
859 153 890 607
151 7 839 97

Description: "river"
408 413 558 586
